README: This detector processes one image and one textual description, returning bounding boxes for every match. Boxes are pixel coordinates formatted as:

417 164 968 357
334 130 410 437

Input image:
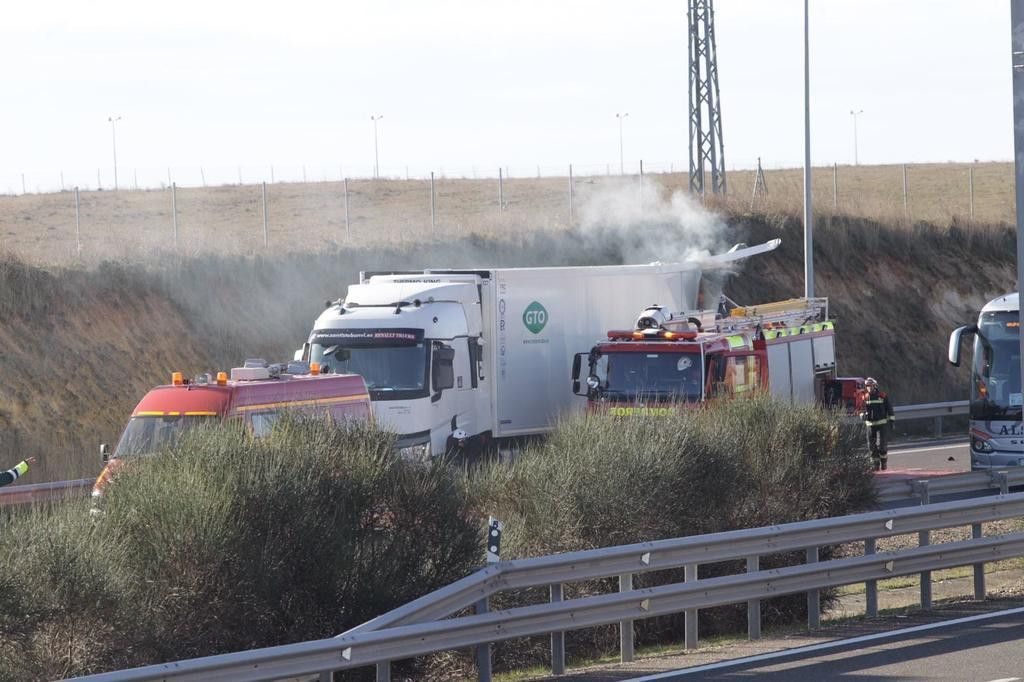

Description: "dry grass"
0 162 1014 266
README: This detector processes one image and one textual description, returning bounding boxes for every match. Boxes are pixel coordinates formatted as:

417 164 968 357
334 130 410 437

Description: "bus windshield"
594 351 703 402
114 415 217 458
972 311 1022 421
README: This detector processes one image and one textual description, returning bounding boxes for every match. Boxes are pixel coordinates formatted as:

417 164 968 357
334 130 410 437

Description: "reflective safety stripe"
822 321 834 330
726 335 746 349
865 399 885 405
866 419 889 426
13 461 28 477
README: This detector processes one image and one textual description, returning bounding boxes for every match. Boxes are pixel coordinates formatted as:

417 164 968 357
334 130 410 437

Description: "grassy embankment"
0 399 872 679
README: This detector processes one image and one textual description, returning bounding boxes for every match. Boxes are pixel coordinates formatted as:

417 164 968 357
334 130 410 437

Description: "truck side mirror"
948 325 978 367
432 346 456 392
571 353 586 396
100 443 110 463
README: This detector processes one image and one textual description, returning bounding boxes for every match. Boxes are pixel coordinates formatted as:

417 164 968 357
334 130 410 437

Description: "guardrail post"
933 416 942 438
994 471 1010 495
619 573 634 662
550 583 565 675
806 547 820 629
914 480 932 609
475 597 492 681
865 538 878 617
684 563 698 650
376 662 391 682
319 671 331 682
746 555 761 639
972 523 986 600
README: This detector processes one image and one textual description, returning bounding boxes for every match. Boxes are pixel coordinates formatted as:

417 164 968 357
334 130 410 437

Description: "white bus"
949 293 1024 469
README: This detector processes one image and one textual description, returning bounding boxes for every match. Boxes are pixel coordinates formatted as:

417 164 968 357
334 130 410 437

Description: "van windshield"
113 415 217 458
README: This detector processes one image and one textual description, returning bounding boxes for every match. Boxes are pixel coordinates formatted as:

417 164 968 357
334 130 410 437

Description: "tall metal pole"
802 0 814 298
371 115 384 179
498 168 504 213
969 166 975 220
568 164 574 223
1010 0 1024 414
616 113 629 174
108 116 122 190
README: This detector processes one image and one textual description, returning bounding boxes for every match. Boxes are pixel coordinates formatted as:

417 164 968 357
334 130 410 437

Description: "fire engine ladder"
715 297 829 333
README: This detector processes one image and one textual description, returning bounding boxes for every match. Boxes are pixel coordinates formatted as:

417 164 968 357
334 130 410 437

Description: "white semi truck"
297 240 779 458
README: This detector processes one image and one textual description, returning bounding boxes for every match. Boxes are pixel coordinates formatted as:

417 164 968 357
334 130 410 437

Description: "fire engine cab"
571 298 863 415
92 360 371 500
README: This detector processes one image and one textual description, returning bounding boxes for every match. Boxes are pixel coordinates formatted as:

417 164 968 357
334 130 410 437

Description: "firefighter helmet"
865 377 878 387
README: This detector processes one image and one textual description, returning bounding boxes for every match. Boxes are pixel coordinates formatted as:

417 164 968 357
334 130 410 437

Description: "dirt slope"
0 211 1013 481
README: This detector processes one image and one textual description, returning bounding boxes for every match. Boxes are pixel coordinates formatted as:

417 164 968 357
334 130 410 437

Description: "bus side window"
250 411 281 437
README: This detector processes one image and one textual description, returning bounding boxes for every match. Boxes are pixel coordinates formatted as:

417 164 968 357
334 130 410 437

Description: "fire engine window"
250 411 281 437
114 415 216 458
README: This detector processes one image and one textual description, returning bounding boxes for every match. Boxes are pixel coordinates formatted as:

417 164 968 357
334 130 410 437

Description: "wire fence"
0 160 1014 266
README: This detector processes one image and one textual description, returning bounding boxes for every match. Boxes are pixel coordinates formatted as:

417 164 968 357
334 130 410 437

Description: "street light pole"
849 109 864 165
802 0 814 299
371 115 384 179
616 113 629 175
108 115 122 190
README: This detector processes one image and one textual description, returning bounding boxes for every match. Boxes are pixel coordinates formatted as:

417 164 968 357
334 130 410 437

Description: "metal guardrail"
0 478 92 507
77 491 1024 682
893 400 969 420
876 468 1024 505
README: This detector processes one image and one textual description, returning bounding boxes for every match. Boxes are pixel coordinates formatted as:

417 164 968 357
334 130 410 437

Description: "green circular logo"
522 301 548 334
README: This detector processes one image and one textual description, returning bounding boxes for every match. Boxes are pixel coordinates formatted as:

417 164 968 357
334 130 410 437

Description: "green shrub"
0 418 482 678
464 395 874 673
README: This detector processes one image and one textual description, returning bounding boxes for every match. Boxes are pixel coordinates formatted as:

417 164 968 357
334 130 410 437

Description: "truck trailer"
298 241 779 458
571 297 862 413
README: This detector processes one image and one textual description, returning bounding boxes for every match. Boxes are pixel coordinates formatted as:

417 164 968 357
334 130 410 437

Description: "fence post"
619 573 634 662
60 170 65 192
261 181 269 249
833 163 838 209
969 166 975 220
430 172 436 231
865 537 878 617
972 522 986 600
568 164 574 224
475 597 492 681
684 563 698 649
550 583 565 675
171 182 179 251
498 167 504 213
344 178 350 239
902 164 909 221
915 480 932 609
639 159 645 209
746 555 761 639
74 187 81 258
806 546 820 629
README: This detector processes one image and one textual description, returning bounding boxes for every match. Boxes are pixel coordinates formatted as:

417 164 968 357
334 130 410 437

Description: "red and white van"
92 361 371 499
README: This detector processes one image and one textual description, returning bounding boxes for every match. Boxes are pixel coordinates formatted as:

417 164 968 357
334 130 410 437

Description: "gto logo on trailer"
522 301 548 334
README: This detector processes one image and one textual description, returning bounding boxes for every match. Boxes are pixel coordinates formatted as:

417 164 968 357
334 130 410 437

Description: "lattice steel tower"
688 0 726 196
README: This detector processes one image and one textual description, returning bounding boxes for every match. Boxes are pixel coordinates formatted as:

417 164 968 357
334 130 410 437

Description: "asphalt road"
885 439 970 474
635 607 1024 681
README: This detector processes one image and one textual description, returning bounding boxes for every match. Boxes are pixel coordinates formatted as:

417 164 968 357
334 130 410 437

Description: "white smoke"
575 178 732 266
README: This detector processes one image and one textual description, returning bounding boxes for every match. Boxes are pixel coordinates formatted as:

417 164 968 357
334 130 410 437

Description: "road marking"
985 678 1020 682
627 607 1024 680
890 443 967 455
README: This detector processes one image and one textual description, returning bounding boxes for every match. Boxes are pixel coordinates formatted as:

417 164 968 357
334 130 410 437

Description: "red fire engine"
571 298 864 415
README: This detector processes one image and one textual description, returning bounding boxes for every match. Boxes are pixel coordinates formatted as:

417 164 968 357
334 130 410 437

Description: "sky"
0 1 1014 190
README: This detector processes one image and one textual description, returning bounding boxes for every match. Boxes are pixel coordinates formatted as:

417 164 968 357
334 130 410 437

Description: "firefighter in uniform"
859 378 894 470
0 456 34 487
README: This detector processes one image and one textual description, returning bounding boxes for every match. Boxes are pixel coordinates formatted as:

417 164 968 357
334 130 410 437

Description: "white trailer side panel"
490 265 701 437
790 338 816 403
766 343 792 401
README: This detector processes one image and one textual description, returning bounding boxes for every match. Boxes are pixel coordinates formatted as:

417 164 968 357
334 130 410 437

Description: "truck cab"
93 361 370 499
